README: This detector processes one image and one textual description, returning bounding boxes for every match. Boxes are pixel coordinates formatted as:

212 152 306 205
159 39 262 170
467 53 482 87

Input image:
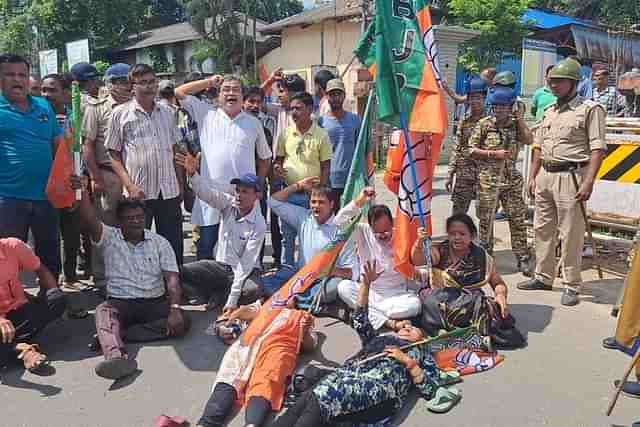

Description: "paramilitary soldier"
446 77 487 214
518 58 606 307
469 86 534 277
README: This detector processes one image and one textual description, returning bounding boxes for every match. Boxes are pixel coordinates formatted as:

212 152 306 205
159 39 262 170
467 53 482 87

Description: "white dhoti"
338 279 422 330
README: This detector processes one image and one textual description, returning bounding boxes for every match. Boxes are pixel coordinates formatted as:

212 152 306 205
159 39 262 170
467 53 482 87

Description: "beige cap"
326 78 345 94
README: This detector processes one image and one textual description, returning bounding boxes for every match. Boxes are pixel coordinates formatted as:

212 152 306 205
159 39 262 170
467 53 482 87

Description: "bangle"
170 304 182 311
488 151 492 160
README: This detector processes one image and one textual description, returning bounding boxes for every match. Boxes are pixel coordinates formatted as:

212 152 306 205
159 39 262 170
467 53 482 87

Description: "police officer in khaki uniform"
81 63 131 287
70 62 101 114
446 78 487 214
518 58 607 306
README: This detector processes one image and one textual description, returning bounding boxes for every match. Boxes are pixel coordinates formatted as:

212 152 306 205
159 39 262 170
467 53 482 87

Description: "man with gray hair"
176 75 272 260
81 63 131 287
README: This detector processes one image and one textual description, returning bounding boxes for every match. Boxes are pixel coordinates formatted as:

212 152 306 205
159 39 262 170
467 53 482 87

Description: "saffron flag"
242 217 359 344
45 131 75 208
356 1 448 277
615 241 640 356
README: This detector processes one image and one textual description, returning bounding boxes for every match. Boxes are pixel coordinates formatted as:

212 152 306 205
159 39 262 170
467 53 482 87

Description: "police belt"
541 160 588 173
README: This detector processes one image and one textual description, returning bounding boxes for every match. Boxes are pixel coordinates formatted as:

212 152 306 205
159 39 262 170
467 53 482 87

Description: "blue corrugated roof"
523 9 599 30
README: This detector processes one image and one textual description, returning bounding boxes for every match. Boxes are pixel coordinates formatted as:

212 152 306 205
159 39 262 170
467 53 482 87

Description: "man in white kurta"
334 187 421 330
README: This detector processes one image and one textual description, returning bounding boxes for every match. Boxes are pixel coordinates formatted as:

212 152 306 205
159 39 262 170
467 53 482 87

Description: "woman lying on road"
411 213 525 349
271 261 445 427
196 295 318 427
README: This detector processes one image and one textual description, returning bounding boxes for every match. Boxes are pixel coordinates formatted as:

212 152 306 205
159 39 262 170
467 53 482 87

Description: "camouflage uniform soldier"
446 78 487 214
469 86 534 276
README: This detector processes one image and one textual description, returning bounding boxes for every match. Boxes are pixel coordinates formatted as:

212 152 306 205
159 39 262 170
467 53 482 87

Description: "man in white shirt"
335 187 421 330
177 151 266 313
176 75 271 260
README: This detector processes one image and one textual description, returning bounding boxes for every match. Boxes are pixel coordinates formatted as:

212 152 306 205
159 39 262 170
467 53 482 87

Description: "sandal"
16 343 49 372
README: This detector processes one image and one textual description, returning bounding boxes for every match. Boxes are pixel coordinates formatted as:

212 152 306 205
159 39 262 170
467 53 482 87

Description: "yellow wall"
260 21 361 72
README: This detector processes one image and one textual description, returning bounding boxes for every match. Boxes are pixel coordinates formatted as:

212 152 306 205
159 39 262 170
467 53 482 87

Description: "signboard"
520 39 558 97
65 39 90 68
39 49 58 77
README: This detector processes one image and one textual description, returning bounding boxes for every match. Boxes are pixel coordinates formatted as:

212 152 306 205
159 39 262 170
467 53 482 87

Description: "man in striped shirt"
105 64 185 265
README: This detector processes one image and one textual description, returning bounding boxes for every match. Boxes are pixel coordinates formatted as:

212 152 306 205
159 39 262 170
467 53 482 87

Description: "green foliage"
530 0 639 28
0 0 35 55
147 47 175 73
446 0 532 72
93 60 110 76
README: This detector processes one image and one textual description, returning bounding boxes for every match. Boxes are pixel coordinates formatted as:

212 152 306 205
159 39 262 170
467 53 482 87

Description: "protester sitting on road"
176 151 266 312
196 298 318 427
263 176 354 300
73 176 190 380
335 187 421 330
411 214 525 349
272 261 444 427
0 238 66 373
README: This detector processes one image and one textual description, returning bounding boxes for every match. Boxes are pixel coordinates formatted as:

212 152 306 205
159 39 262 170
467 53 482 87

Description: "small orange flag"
45 131 75 208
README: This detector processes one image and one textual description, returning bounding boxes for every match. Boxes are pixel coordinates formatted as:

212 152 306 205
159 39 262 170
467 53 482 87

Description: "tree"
531 0 639 28
0 0 36 55
443 0 532 72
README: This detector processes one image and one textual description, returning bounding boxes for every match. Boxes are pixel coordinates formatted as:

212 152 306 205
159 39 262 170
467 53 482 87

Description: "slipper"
437 370 463 387
95 357 138 380
154 415 187 427
614 380 640 399
426 386 462 414
16 343 49 373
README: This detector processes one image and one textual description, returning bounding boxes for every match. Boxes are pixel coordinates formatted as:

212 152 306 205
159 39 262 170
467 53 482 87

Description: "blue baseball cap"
105 63 130 80
467 77 488 95
70 62 100 81
231 173 263 192
488 86 516 106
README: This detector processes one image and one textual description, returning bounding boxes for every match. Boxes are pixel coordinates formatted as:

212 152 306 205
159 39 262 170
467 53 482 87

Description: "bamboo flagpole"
355 329 462 366
71 82 82 200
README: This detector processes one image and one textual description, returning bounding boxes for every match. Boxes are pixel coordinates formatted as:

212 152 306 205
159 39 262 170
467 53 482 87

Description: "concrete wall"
260 20 361 72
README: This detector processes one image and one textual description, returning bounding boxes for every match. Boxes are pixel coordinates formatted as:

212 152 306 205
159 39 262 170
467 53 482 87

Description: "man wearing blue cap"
469 86 534 277
82 63 132 287
70 62 101 114
176 152 267 313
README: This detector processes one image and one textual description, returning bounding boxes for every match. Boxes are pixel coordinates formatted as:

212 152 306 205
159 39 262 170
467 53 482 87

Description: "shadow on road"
509 303 554 340
581 278 625 307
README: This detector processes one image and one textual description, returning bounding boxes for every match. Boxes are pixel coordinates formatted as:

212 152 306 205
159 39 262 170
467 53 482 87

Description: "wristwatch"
170 304 182 311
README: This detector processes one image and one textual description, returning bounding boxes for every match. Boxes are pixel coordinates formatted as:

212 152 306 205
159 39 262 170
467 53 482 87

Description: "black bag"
419 287 491 337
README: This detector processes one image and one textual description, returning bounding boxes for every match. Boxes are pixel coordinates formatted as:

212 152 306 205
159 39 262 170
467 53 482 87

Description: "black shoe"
561 288 580 306
602 336 620 350
517 279 552 291
95 357 137 380
517 258 534 277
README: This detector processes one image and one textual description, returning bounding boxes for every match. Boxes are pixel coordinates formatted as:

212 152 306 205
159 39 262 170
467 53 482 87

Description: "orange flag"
45 131 75 208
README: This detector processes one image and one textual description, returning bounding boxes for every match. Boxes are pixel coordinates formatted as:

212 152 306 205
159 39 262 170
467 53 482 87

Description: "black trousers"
60 207 92 280
272 390 397 427
0 288 67 367
179 260 263 306
145 195 184 266
199 382 271 427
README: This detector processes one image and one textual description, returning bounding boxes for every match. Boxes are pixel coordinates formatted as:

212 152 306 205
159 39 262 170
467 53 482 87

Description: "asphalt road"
1 168 637 427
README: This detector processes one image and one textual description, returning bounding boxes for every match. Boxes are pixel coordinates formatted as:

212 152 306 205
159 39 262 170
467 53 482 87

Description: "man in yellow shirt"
274 91 332 267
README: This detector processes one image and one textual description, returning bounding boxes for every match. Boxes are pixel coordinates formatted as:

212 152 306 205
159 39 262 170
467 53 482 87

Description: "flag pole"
340 89 375 208
376 3 433 278
71 82 82 201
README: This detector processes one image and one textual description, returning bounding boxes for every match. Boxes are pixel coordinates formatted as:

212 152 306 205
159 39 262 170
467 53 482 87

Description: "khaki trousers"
533 167 585 290
92 168 123 286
